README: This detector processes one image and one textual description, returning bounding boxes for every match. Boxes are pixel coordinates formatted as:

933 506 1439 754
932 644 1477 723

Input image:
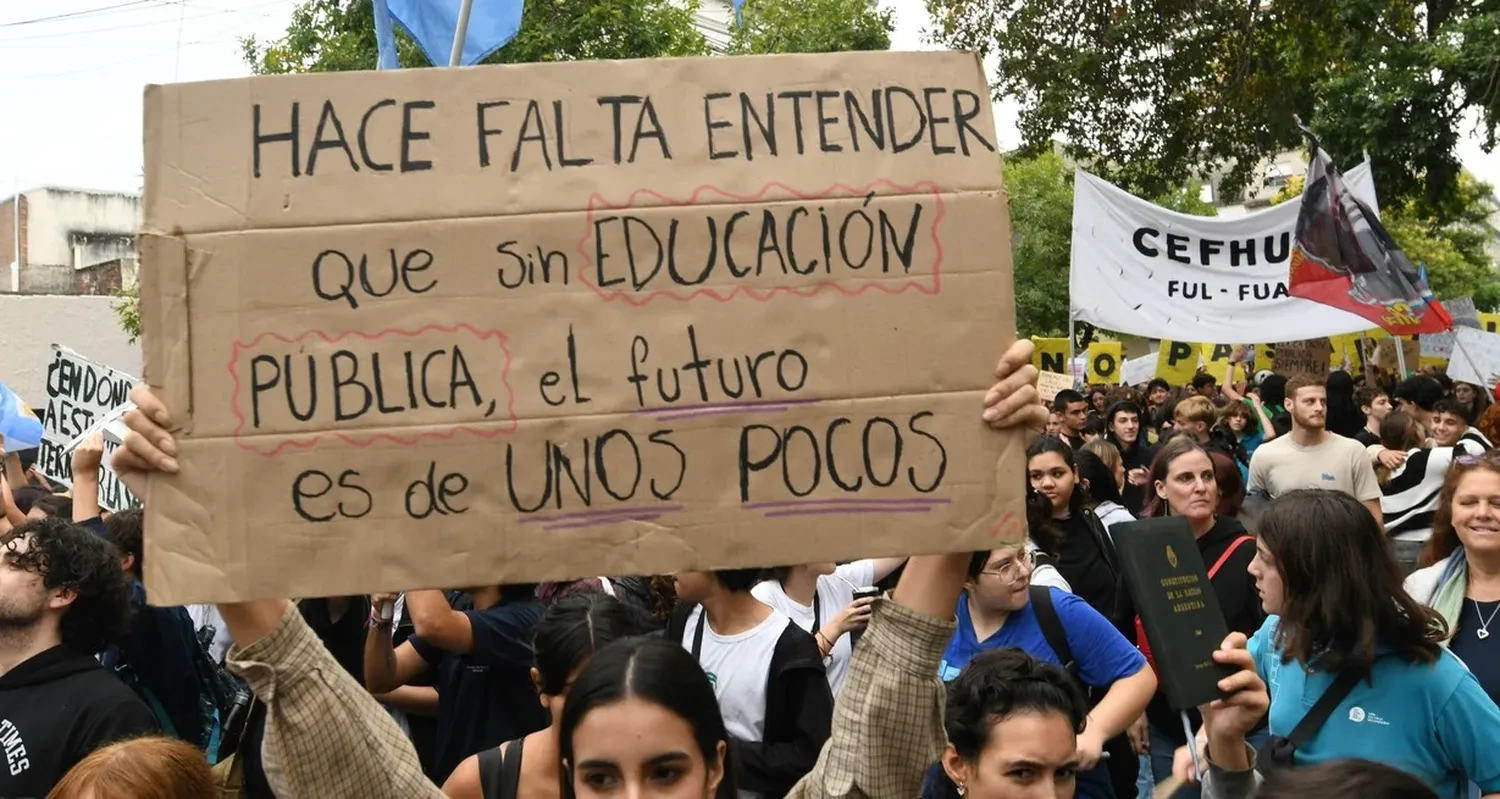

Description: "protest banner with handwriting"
138 51 1025 604
37 346 142 512
1272 339 1333 380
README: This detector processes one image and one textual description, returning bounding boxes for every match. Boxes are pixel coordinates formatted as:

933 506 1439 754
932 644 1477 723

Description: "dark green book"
1113 516 1235 711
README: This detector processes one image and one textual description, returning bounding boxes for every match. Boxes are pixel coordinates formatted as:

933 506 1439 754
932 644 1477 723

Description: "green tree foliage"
1006 150 1215 336
729 0 893 55
928 0 1499 221
113 283 140 344
242 0 709 74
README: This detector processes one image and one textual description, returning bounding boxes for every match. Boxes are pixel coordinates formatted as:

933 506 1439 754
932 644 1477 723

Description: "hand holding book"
1172 634 1271 784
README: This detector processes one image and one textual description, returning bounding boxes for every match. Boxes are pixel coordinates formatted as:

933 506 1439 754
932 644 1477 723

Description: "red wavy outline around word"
574 180 946 306
228 324 517 457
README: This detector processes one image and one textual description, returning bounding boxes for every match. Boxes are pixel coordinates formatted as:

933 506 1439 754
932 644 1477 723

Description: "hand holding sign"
72 433 105 476
984 340 1047 431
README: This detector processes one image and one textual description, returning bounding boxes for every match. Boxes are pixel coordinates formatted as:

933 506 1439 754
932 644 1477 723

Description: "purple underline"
743 498 952 510
521 505 685 524
763 507 936 518
546 514 663 531
635 398 823 415
657 406 795 421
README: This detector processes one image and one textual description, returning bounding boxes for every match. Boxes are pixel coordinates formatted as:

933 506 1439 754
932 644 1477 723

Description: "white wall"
0 294 140 407
24 188 139 268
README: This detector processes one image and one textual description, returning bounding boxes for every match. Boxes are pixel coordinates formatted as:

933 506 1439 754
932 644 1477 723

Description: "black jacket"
1110 436 1156 513
0 645 158 796
667 602 833 797
1144 516 1262 743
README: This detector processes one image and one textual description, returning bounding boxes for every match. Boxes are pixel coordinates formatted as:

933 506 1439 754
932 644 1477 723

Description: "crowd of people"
2 339 1499 799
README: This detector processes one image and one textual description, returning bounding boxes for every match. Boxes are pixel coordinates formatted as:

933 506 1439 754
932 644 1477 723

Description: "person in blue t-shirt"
932 544 1156 799
363 585 549 784
1245 489 1500 799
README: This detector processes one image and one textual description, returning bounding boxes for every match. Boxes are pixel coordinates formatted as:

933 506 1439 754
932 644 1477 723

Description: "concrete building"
0 187 140 296
1201 150 1309 219
694 0 734 52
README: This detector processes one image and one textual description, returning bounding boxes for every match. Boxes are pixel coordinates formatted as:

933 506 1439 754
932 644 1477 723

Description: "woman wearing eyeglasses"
1405 452 1500 707
930 544 1157 799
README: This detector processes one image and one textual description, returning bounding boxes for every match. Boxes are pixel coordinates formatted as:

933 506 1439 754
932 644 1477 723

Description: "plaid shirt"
228 598 956 799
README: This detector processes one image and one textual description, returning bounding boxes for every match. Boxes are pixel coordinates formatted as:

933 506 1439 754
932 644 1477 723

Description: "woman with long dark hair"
1238 490 1500 796
559 637 735 799
444 591 640 799
1025 436 1124 627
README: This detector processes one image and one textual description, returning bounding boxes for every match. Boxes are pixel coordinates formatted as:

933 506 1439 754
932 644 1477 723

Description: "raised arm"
114 386 445 799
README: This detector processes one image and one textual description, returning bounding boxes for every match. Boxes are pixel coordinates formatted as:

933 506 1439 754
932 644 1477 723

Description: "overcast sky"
0 0 1494 195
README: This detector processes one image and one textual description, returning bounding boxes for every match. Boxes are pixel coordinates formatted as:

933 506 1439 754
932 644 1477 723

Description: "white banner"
1121 352 1156 386
37 345 142 512
1070 162 1378 343
1448 327 1500 390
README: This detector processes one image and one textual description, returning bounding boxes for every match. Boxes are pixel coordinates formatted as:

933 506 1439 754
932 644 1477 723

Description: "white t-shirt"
680 604 789 799
751 561 875 697
186 604 233 664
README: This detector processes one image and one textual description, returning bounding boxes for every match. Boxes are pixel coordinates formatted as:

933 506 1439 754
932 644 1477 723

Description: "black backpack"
105 621 252 764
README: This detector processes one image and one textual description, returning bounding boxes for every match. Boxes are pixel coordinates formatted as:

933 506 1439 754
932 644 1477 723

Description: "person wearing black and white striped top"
1379 400 1492 571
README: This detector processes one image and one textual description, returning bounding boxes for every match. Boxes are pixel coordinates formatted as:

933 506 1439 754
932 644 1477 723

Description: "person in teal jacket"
1247 489 1500 799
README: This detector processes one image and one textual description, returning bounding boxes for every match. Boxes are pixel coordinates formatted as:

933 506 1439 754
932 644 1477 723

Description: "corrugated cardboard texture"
140 50 1025 604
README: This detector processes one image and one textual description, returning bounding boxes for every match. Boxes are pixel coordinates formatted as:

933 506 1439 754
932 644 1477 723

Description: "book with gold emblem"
1113 516 1234 710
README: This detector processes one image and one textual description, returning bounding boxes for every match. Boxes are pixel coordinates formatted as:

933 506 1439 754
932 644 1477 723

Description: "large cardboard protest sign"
138 52 1024 604
37 346 142 512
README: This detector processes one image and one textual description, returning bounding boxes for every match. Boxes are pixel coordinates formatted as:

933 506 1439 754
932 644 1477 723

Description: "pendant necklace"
1474 599 1500 640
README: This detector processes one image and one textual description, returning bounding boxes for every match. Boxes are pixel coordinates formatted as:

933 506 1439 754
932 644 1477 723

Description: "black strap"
1082 508 1120 576
691 609 707 659
1287 670 1362 748
812 591 822 633
478 737 525 799
1029 585 1077 679
1260 670 1362 771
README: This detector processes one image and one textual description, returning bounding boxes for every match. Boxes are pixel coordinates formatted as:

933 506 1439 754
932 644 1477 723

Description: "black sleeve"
73 693 160 759
730 629 834 796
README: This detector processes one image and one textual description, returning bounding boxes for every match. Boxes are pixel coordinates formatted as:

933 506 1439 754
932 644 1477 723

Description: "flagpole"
1395 339 1409 377
10 174 18 294
1067 312 1077 388
449 0 475 66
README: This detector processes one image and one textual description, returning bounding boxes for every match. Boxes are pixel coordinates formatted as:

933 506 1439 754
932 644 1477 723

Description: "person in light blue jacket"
1247 489 1500 799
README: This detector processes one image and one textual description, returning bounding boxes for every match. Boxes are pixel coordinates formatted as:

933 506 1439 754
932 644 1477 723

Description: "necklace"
1474 599 1500 640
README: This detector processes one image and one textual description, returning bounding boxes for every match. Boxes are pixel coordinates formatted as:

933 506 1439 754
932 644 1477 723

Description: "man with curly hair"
0 516 156 796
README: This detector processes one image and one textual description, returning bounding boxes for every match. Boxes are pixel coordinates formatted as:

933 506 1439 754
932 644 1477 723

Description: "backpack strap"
1207 536 1255 579
1029 586 1077 679
1081 508 1120 576
479 737 525 799
1285 670 1362 750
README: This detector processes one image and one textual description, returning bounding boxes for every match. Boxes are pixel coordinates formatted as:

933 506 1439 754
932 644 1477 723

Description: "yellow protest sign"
1254 343 1275 373
1032 337 1070 374
1156 340 1199 386
1199 343 1237 378
1087 342 1122 384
